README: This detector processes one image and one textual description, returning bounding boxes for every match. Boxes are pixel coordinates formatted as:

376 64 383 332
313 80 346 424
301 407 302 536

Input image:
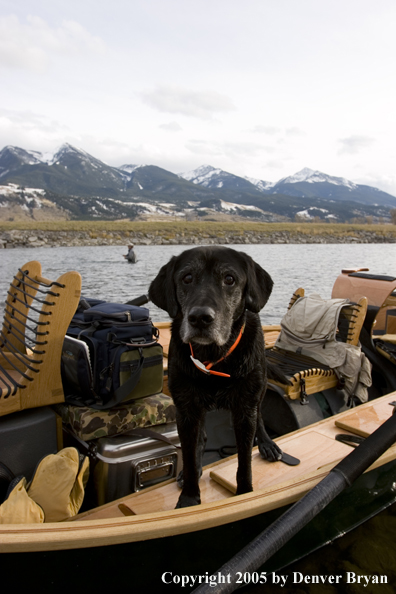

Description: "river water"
1 242 396 592
2 242 396 323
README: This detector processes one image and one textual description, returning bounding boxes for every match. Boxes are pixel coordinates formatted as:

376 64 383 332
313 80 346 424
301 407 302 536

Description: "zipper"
85 310 149 323
120 354 163 371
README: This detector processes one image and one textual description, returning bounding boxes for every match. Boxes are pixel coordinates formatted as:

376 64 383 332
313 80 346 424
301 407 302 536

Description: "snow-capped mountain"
0 146 42 176
1 144 396 222
0 143 129 198
180 165 263 192
118 164 141 176
0 143 99 170
269 167 393 206
275 167 357 188
181 165 224 186
182 164 396 208
244 176 273 192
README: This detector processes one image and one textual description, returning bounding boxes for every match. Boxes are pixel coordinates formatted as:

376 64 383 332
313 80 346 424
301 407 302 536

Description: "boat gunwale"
0 470 330 551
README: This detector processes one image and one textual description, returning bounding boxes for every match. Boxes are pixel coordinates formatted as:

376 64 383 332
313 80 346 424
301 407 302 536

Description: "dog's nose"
188 306 215 329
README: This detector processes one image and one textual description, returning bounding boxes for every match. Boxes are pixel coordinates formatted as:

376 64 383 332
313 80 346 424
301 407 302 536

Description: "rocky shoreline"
1 227 395 249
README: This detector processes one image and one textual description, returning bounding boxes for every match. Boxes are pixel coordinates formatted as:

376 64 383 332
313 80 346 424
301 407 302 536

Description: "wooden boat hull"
1 304 396 590
1 461 395 592
2 395 396 554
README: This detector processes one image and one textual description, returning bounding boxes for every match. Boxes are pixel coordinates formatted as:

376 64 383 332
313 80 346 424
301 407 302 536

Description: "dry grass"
1 220 396 238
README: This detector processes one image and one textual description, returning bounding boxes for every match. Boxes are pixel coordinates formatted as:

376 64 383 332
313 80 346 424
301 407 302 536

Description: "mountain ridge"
0 143 395 222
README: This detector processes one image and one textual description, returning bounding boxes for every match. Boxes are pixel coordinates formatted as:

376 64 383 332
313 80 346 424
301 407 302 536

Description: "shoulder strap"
90 348 145 410
115 427 181 448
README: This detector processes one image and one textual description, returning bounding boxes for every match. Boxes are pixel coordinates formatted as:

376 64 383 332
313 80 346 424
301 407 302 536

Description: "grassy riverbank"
1 220 396 240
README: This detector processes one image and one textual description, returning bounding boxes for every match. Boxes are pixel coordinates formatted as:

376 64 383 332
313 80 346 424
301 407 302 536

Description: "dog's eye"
224 275 235 286
182 273 193 284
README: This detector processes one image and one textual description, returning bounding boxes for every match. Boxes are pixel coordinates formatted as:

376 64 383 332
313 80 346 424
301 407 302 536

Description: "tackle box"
63 422 181 506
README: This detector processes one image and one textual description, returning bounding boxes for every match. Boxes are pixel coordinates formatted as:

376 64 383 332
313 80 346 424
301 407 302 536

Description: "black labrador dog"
149 246 283 508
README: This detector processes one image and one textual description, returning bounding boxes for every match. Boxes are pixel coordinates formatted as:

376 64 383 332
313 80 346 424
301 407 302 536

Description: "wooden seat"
266 288 368 402
0 261 81 417
331 268 396 367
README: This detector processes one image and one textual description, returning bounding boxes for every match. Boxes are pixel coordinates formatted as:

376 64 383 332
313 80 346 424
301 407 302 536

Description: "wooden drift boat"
1 393 396 592
2 264 396 592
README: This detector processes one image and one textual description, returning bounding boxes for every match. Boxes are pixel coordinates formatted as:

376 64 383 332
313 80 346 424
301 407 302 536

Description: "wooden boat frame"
2 268 396 591
2 392 396 555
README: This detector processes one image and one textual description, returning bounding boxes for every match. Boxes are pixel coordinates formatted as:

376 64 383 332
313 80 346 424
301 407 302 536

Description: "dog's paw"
175 493 201 508
258 439 283 462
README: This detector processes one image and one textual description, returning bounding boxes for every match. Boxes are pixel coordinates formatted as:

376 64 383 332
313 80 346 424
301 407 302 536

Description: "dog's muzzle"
187 306 216 330
181 305 228 346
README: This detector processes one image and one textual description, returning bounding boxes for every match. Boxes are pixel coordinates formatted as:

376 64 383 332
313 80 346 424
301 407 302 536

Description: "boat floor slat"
120 470 232 516
335 397 396 437
210 431 353 494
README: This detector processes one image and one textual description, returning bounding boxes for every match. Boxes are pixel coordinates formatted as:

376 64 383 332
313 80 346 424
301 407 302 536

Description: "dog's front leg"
232 412 256 495
256 407 283 462
175 408 206 508
176 422 207 487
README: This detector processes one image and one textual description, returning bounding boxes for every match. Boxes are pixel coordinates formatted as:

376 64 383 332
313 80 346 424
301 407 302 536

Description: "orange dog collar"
189 323 245 378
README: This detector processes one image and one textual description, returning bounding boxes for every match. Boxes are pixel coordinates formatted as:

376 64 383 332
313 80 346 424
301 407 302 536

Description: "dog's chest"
169 358 252 411
192 379 242 412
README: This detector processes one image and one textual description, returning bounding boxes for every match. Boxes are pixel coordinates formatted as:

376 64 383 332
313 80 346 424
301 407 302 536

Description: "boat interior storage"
1 261 396 544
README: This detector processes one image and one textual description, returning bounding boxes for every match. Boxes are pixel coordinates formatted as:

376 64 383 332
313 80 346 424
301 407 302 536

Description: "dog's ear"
243 256 273 313
149 256 179 318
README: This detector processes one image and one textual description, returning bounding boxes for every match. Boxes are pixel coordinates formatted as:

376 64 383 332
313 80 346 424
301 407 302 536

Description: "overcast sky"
1 0 396 195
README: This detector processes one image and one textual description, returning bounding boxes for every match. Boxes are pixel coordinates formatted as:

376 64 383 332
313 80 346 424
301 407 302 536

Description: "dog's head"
149 246 273 346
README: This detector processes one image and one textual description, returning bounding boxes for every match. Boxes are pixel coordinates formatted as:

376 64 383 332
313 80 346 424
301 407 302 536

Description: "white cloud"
337 135 375 155
185 138 275 160
0 108 70 149
140 86 236 120
264 160 289 171
354 172 396 196
185 139 223 156
0 14 105 72
159 121 183 132
250 125 281 135
285 127 306 137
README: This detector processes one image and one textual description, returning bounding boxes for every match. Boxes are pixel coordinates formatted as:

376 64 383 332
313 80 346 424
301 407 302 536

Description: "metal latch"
300 377 309 405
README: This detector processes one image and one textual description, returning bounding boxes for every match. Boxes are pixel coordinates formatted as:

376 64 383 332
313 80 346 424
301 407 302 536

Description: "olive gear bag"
61 298 163 409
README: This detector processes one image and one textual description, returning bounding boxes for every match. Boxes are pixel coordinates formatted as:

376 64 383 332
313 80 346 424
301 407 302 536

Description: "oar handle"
125 294 149 306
